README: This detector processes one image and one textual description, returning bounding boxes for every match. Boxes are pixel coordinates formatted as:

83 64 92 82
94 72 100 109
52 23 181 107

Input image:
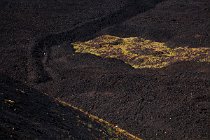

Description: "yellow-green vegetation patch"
72 35 210 68
4 99 15 106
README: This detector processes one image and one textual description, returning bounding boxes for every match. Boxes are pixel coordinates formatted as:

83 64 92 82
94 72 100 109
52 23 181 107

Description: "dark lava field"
0 0 210 139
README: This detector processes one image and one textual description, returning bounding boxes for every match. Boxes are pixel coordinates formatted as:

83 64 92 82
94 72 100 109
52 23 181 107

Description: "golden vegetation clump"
72 35 210 68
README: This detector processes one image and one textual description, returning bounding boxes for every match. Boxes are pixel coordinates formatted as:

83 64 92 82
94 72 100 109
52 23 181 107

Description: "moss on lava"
72 35 210 68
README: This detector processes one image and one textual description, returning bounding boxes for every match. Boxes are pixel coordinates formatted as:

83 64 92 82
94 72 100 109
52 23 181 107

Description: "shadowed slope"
0 75 141 140
0 0 135 82
29 0 165 83
37 53 210 139
99 0 209 48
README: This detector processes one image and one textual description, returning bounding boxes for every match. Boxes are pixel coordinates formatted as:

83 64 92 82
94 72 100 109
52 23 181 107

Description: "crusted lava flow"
29 0 166 83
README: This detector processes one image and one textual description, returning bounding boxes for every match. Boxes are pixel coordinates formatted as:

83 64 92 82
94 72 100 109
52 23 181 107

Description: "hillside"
0 75 140 140
99 0 209 48
34 0 210 139
0 0 209 139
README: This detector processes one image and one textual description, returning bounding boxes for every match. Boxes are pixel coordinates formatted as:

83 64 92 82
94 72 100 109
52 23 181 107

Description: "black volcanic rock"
99 0 210 48
0 0 133 82
0 0 209 139
38 59 210 139
0 75 136 140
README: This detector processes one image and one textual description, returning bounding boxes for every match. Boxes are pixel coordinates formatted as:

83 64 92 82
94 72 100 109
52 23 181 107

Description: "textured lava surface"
0 0 209 139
